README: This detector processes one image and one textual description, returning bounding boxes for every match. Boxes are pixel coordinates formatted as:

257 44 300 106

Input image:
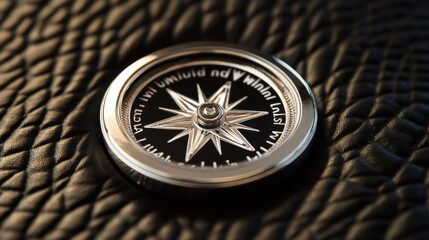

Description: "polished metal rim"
100 42 318 189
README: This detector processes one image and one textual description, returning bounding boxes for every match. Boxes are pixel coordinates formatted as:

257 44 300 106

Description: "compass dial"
144 81 269 163
101 43 317 190
124 62 296 169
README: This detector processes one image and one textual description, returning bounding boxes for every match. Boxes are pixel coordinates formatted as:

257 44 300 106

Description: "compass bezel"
100 42 317 189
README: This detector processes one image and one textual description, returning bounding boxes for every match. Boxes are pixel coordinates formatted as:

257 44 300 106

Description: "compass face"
101 43 317 190
124 63 294 168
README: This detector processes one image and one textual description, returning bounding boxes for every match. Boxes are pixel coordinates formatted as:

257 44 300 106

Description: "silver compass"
100 42 318 191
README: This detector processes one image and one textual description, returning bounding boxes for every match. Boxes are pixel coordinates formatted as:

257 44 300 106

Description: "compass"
100 43 317 191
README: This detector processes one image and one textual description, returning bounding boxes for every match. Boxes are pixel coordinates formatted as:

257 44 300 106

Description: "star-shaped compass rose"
145 82 268 161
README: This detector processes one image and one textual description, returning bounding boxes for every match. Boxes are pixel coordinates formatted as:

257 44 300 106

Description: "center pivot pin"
197 102 224 128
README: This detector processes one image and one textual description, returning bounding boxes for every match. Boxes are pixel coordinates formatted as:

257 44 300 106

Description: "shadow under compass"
145 125 327 219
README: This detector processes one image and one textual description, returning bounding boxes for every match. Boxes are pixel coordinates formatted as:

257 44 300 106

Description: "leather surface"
1 0 429 239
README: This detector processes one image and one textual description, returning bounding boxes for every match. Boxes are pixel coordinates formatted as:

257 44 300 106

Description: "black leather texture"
1 0 429 239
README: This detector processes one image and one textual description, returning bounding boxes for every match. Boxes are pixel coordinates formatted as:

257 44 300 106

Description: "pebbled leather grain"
0 0 429 239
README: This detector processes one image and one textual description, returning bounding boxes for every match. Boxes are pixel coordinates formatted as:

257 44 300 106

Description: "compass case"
100 43 318 192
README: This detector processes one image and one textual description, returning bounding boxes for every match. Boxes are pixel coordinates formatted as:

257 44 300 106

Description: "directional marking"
145 82 268 161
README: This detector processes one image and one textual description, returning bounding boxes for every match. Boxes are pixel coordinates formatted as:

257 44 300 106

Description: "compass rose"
145 82 268 161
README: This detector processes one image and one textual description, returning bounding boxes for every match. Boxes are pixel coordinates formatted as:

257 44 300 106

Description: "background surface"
0 0 429 239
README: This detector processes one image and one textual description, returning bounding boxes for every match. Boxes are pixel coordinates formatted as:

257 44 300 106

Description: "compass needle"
226 96 247 111
231 123 259 132
168 129 192 143
218 124 255 151
226 110 269 124
146 82 267 160
159 107 192 117
144 115 192 130
166 88 199 113
209 81 231 108
196 84 208 103
210 135 222 155
186 128 210 162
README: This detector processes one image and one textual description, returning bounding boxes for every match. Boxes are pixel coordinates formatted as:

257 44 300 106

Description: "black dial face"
123 60 295 168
